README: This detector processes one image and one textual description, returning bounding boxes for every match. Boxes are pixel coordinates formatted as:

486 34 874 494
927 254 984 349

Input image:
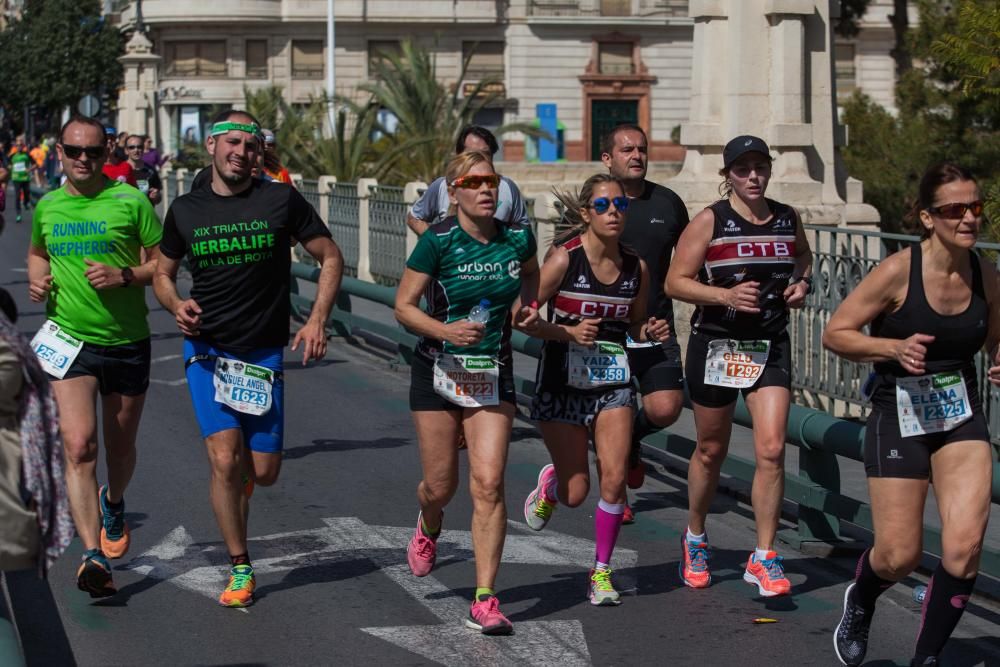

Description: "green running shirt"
9 153 31 182
31 180 163 345
406 217 536 358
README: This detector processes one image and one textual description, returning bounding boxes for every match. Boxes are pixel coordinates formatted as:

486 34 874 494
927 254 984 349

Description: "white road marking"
149 378 187 387
127 517 623 665
152 354 181 364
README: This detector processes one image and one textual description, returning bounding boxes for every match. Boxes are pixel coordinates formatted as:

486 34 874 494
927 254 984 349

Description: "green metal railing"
791 224 1000 447
328 183 360 277
368 184 408 286
291 263 1000 578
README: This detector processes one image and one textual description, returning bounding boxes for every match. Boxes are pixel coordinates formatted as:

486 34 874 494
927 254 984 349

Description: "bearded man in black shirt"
154 109 343 608
601 124 689 521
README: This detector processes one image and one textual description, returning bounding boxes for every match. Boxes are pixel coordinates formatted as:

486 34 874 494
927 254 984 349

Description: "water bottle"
468 299 491 324
913 584 927 603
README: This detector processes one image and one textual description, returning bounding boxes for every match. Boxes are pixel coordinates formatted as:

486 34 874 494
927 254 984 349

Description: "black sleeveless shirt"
535 235 642 393
691 198 798 338
869 243 988 411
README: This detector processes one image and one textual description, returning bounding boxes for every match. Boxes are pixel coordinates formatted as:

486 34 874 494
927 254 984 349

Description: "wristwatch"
121 267 135 287
792 275 813 294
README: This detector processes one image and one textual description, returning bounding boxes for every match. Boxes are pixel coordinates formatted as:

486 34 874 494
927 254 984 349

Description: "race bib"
212 357 274 416
432 354 499 408
136 179 150 194
12 161 26 173
625 332 658 349
703 339 771 388
567 341 631 389
30 320 83 379
895 372 972 437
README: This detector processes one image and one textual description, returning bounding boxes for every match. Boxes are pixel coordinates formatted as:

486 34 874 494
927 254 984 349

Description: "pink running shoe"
465 595 513 635
406 511 440 577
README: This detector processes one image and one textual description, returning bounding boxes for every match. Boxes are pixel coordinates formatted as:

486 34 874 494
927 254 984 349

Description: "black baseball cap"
723 135 772 169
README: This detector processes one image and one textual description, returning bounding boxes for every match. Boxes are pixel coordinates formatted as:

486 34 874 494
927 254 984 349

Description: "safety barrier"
327 182 361 277
290 263 1000 579
792 224 1000 449
367 184 408 286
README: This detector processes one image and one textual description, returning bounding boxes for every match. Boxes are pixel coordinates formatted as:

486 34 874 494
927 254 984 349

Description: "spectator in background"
0 287 73 576
116 131 129 150
127 134 162 205
142 136 168 170
102 127 137 187
406 125 530 237
9 135 33 222
260 129 293 185
44 137 61 189
29 139 47 188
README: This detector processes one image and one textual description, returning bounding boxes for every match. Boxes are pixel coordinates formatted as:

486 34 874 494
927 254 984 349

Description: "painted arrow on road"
126 517 638 666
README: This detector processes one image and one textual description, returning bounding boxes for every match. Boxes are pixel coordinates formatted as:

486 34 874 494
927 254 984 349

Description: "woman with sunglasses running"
666 135 812 598
826 163 998 667
520 174 670 605
395 151 539 635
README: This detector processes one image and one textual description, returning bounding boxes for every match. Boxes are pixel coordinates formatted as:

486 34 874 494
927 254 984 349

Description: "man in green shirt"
9 135 33 223
27 116 162 598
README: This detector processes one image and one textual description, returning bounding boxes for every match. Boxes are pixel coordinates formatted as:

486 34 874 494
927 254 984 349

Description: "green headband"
210 121 260 136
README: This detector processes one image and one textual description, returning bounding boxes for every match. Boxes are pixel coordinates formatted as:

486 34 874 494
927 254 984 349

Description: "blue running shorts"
183 338 285 453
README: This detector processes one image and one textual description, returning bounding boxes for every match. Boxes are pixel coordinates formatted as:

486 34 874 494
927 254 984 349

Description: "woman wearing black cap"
666 135 812 597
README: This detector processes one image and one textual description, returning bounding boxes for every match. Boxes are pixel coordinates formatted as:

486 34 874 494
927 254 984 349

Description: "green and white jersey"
406 217 536 359
9 152 31 182
31 180 163 345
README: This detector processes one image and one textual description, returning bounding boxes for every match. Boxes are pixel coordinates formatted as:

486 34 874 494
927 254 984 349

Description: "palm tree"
357 39 547 183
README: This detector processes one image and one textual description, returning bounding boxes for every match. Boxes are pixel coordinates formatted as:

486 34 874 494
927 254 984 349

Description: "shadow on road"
284 437 410 460
4 570 77 666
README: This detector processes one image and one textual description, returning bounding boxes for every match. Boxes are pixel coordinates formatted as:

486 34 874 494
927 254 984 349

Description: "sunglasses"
588 196 629 214
126 144 144 150
450 174 500 190
61 144 105 160
927 200 984 219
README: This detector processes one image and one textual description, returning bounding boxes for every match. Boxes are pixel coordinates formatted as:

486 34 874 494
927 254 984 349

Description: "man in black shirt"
126 134 162 205
154 109 343 608
601 124 689 519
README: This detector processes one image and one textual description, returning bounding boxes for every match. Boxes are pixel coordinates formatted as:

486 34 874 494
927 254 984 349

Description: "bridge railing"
290 265 1000 579
328 182 361 277
368 184 408 286
792 224 1000 448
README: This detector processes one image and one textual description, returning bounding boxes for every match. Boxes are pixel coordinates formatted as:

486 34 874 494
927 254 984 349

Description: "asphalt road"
2 195 999 667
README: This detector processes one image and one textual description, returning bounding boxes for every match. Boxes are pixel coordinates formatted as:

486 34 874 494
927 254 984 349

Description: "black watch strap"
121 267 135 287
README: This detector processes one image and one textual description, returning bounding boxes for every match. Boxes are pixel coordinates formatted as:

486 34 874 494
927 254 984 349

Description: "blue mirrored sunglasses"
589 196 629 214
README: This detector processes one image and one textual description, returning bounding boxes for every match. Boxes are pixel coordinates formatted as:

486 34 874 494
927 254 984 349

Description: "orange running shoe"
76 549 117 598
679 534 711 589
622 502 635 525
219 564 256 607
99 485 130 559
743 551 791 597
242 472 255 499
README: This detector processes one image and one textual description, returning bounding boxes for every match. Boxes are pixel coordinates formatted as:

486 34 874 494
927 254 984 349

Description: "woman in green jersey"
395 150 539 635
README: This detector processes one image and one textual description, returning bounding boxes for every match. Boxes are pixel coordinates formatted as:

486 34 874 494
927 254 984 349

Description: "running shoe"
588 567 622 606
99 485 130 559
76 549 116 598
406 511 440 577
627 439 645 489
743 550 791 597
622 501 635 525
465 595 513 635
15 214 22 223
523 464 557 531
834 583 873 666
679 534 711 589
219 564 256 607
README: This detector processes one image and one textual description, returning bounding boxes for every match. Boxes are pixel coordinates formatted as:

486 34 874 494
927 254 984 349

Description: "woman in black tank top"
665 136 813 598
516 174 671 606
824 163 998 666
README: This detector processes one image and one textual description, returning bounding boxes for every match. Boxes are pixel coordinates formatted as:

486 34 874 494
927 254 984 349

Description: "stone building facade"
114 0 913 160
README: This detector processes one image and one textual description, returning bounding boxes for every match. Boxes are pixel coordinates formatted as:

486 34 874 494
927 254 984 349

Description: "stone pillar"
317 175 338 226
669 0 878 227
356 178 377 283
117 30 162 136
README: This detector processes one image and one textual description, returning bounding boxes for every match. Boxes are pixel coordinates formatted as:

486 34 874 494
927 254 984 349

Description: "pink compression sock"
594 499 625 566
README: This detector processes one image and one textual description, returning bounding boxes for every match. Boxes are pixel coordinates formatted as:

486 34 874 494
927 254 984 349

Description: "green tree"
842 0 1000 235
358 40 545 184
0 0 124 130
